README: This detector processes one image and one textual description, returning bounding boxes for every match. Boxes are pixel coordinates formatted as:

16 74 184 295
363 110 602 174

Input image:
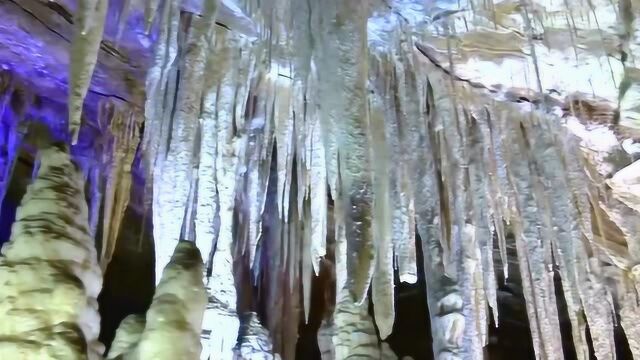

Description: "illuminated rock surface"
0 0 638 359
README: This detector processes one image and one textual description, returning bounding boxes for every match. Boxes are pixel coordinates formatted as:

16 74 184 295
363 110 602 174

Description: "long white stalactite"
69 0 108 144
205 29 254 359
154 0 219 281
319 0 376 306
412 65 466 360
369 89 395 341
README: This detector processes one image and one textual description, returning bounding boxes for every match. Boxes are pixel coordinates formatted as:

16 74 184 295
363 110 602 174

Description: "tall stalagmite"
136 241 208 360
0 136 103 359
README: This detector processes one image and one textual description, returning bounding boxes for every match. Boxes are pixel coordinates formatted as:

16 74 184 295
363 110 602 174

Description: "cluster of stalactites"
97 100 143 271
418 47 640 360
140 1 257 359
126 0 640 359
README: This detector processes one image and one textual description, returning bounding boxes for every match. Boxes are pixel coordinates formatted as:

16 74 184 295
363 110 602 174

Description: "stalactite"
294 90 308 235
154 1 219 280
195 12 228 278
206 30 251 359
143 0 180 219
302 197 313 323
88 164 102 237
497 106 564 360
283 179 302 360
319 0 376 305
273 72 294 219
143 0 163 32
149 0 181 285
411 62 465 360
523 116 614 360
369 90 395 340
7 1 640 359
306 78 328 275
69 0 108 143
0 138 103 359
466 111 499 328
242 71 273 269
392 43 420 285
428 67 485 359
100 106 142 270
115 0 131 43
137 241 208 359
263 153 286 356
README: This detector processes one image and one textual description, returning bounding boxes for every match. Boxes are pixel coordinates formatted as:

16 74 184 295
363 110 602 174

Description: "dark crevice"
97 206 155 353
387 232 432 359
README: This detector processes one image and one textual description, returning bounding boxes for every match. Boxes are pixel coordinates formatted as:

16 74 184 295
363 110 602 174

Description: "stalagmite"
332 190 381 359
69 0 108 143
261 156 288 357
137 241 208 360
284 170 302 360
106 314 145 360
0 134 103 359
